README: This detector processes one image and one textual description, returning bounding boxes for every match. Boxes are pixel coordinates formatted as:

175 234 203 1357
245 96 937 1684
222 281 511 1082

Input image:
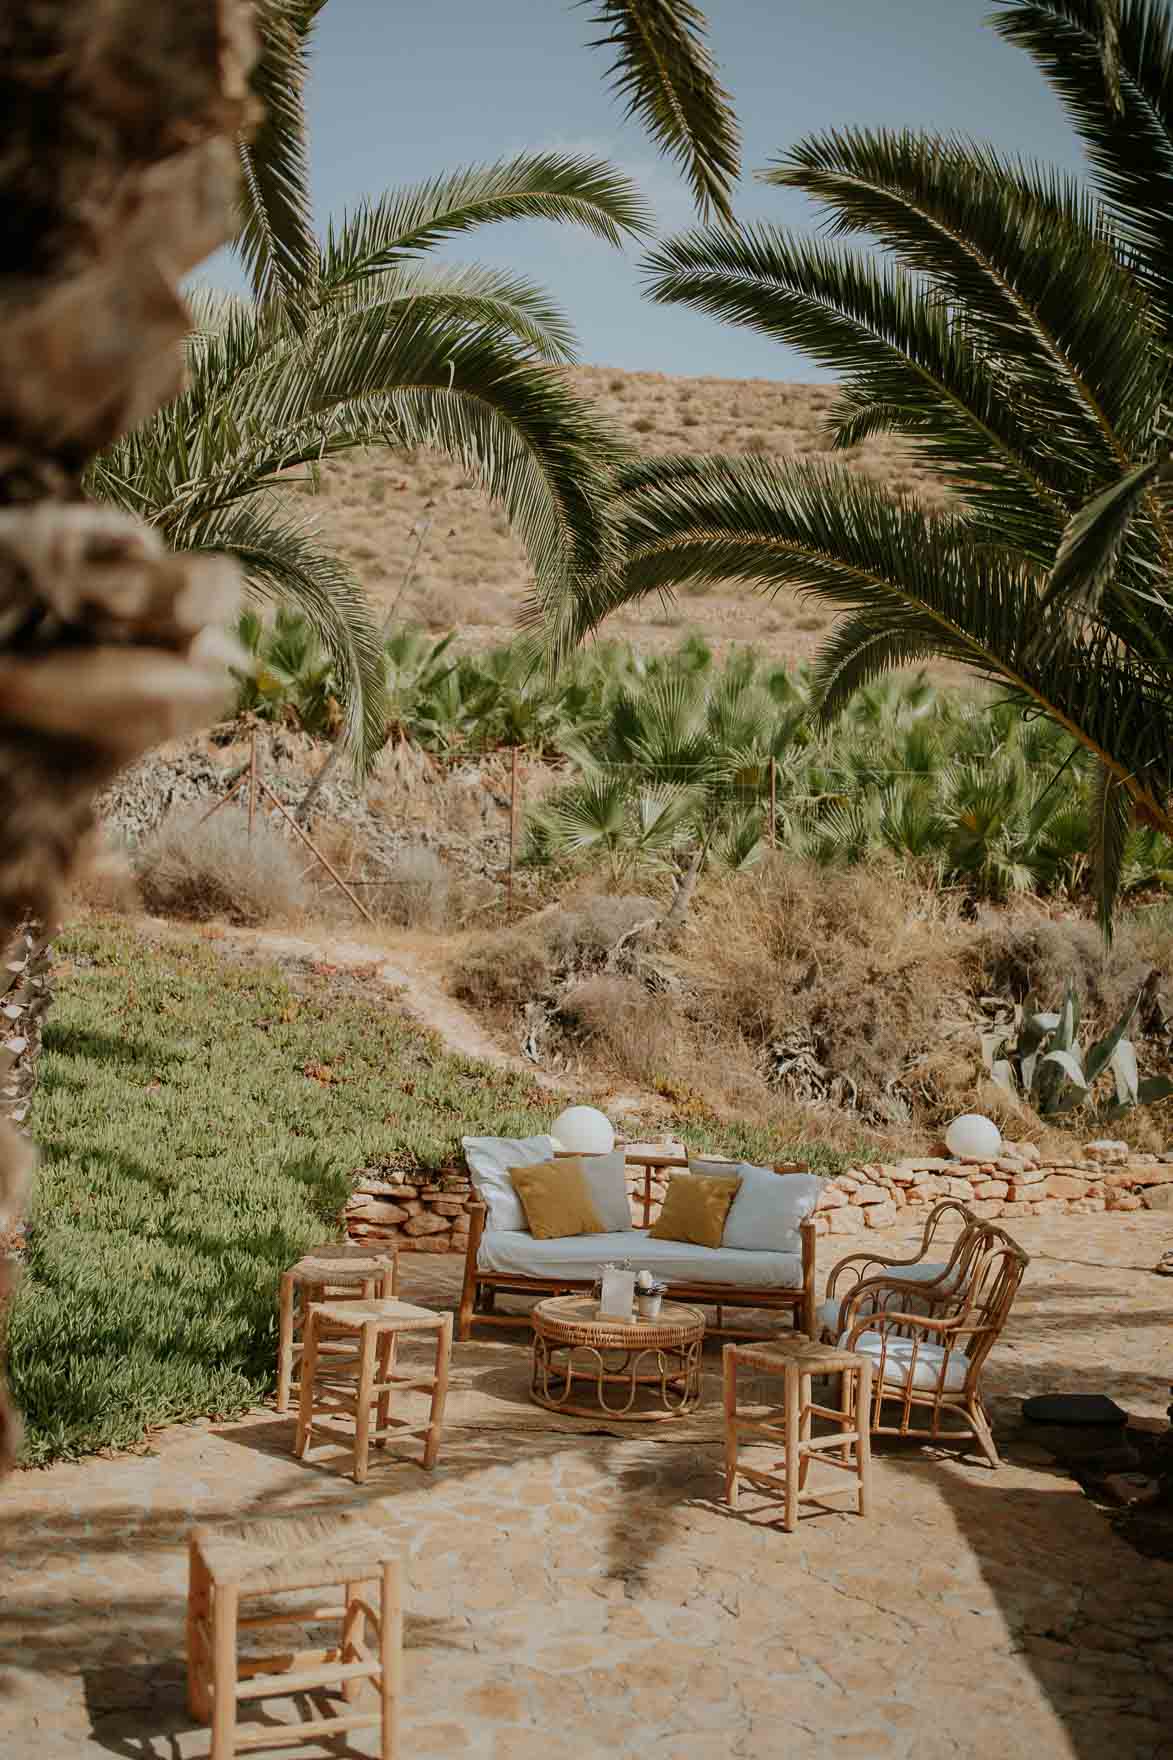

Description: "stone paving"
3 1212 1173 1759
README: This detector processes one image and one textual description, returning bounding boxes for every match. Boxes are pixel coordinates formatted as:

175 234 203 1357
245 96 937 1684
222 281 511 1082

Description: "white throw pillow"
578 1149 633 1233
462 1134 555 1233
695 1162 819 1254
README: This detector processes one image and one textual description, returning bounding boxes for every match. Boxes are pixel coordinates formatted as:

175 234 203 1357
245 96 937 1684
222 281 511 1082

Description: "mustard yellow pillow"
508 1157 603 1240
650 1172 741 1249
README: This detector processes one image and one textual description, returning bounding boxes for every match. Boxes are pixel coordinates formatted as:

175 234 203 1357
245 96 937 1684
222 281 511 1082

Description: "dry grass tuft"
136 805 310 926
373 846 450 930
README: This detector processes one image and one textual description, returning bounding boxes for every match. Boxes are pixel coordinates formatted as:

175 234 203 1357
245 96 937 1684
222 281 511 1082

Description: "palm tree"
0 1 742 1134
552 0 1173 936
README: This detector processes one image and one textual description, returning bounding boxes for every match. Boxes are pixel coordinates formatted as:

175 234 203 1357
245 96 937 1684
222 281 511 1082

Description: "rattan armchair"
817 1199 984 1344
834 1222 1029 1468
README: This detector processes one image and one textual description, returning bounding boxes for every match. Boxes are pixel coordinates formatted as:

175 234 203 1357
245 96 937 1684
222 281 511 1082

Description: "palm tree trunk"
0 924 53 1132
661 842 706 935
0 0 257 1476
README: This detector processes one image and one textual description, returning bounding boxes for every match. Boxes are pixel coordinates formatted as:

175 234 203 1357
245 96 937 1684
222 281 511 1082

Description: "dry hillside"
307 369 949 668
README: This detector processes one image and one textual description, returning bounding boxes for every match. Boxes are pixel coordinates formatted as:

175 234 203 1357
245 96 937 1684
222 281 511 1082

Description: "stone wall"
343 1139 1173 1255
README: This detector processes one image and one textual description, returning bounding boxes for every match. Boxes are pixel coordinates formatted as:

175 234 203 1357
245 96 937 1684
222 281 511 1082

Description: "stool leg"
341 1579 364 1705
376 1326 396 1448
722 1346 739 1509
839 1363 853 1467
276 1273 295 1415
798 1371 813 1491
353 1321 377 1484
783 1365 800 1534
422 1315 452 1470
295 1312 320 1459
856 1362 873 1518
379 1558 403 1760
210 1582 239 1760
186 1538 211 1722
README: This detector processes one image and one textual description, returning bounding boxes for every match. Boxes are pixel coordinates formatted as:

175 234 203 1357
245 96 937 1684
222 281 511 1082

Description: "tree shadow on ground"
881 1447 1173 1760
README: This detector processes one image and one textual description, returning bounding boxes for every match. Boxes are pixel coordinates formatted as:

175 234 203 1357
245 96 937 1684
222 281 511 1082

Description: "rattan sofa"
457 1147 818 1343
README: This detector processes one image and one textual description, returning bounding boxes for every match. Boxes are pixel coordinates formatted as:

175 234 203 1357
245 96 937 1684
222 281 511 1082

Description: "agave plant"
984 979 1173 1118
550 0 1173 936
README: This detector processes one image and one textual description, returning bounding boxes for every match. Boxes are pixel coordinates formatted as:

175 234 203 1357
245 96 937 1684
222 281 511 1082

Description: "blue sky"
212 0 1087 379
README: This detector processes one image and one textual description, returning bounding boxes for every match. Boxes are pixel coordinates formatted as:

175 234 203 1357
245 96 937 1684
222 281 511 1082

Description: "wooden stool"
295 1298 453 1483
723 1338 873 1531
187 1510 403 1759
276 1243 399 1414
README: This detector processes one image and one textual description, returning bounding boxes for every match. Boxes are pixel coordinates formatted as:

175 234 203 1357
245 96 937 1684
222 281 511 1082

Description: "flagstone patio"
2 1212 1172 1759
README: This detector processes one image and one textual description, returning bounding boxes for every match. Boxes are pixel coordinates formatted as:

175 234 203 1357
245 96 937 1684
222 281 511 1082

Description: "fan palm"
553 0 1173 935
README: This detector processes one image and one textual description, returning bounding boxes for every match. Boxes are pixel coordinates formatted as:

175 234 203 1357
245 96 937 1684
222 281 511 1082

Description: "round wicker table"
530 1295 705 1421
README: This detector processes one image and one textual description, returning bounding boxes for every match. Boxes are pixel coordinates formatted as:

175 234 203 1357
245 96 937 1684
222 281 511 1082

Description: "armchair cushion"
463 1134 555 1232
691 1161 820 1254
843 1330 971 1393
817 1260 959 1333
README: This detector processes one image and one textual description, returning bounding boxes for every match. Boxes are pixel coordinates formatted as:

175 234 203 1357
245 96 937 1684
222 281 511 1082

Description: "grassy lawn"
8 916 849 1465
9 918 553 1464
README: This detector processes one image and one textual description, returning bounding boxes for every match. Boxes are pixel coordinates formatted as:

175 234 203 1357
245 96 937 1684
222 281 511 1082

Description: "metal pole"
769 755 777 849
507 745 519 917
247 729 258 840
255 777 377 925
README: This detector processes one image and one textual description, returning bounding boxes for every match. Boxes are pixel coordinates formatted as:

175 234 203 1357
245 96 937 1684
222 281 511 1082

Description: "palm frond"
642 224 1072 545
578 452 1173 836
993 0 1173 330
318 154 652 296
190 498 386 769
237 0 324 303
766 127 1165 465
1042 446 1171 618
1090 758 1134 937
581 0 741 225
331 261 581 362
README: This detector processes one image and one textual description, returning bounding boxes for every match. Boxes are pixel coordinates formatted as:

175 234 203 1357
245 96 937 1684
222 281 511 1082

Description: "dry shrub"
69 830 141 914
691 856 964 1102
559 974 686 1088
373 846 449 930
453 894 659 1015
452 922 551 1012
968 902 1160 1032
136 805 310 926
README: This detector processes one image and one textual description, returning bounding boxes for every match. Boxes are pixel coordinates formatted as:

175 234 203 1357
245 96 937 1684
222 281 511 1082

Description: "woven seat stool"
187 1510 403 1759
723 1338 873 1531
276 1243 399 1414
295 1297 453 1483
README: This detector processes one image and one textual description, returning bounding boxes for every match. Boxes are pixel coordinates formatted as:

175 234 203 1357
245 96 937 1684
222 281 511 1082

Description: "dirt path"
138 914 569 1092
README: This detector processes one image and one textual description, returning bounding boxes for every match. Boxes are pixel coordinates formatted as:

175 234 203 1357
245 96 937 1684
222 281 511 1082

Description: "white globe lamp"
945 1113 1002 1162
550 1105 615 1156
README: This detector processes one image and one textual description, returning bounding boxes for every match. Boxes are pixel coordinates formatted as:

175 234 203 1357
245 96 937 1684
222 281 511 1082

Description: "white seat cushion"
842 1330 971 1393
463 1134 555 1232
818 1262 960 1335
690 1161 820 1254
578 1150 634 1233
477 1229 802 1290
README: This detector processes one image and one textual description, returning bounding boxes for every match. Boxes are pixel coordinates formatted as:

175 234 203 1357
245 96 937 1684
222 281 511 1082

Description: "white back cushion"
463 1134 554 1232
692 1160 819 1253
577 1150 633 1233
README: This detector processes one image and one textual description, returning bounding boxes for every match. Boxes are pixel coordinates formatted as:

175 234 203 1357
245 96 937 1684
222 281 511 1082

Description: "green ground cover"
8 918 845 1464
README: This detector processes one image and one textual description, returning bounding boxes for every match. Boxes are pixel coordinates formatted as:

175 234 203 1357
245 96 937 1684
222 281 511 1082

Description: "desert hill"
308 367 947 669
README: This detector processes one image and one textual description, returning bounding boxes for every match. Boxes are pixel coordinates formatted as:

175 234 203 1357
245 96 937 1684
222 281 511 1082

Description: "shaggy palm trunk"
0 0 257 1474
661 842 705 935
0 925 52 1131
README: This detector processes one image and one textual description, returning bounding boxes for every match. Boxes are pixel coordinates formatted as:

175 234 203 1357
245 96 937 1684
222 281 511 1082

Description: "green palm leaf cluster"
560 0 1173 933
86 0 741 770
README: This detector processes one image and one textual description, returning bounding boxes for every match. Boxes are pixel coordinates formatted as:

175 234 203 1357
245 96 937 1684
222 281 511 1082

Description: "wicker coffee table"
530 1295 705 1421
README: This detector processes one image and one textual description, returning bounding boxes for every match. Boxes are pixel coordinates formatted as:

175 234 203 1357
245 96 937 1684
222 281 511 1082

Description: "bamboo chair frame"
295 1299 452 1484
836 1224 1029 1469
276 1244 399 1415
187 1513 403 1759
819 1200 984 1343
